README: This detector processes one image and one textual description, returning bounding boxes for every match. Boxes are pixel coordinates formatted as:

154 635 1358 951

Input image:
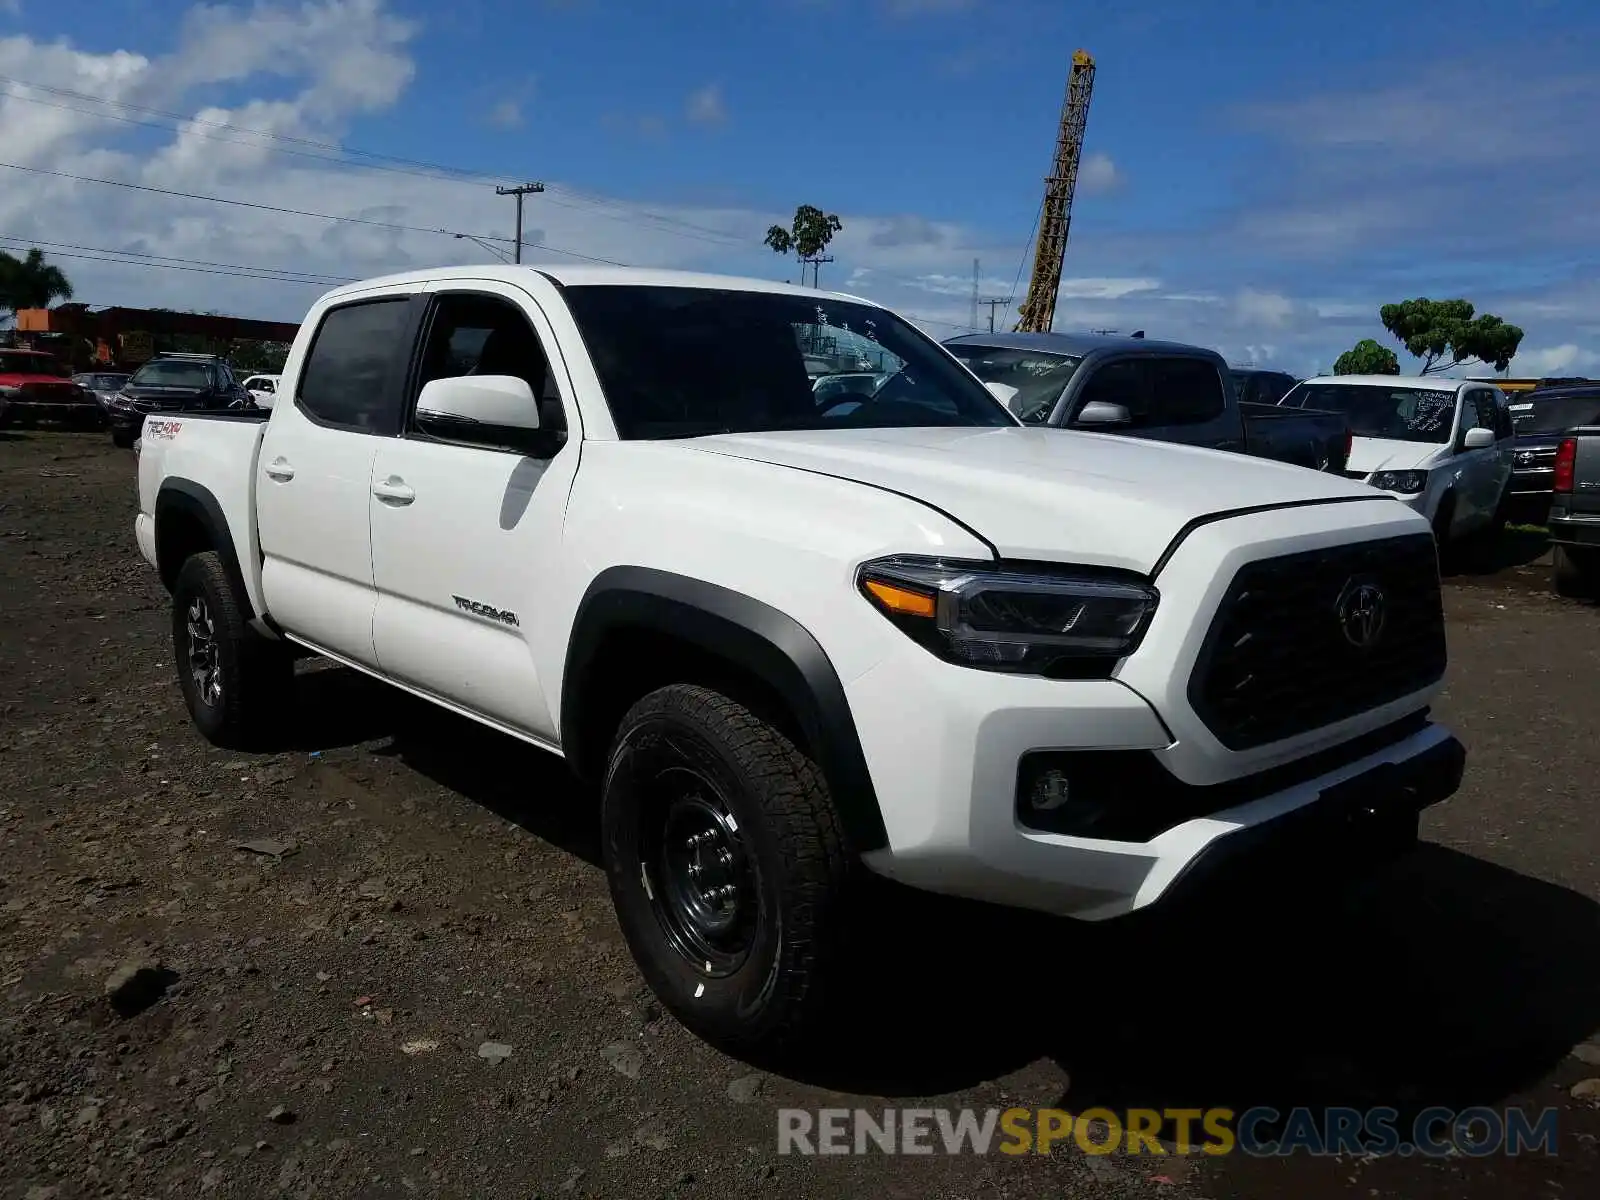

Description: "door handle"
372 477 415 505
264 458 295 481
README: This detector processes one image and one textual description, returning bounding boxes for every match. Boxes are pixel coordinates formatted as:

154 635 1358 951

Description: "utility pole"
969 258 980 331
979 298 1010 333
799 255 834 288
495 181 545 263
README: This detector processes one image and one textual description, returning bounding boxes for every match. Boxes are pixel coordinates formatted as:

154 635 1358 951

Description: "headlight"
1370 469 1428 494
108 393 136 410
856 555 1158 677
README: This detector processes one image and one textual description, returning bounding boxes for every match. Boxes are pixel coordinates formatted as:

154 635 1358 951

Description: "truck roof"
1298 375 1477 390
320 264 876 307
942 330 1214 358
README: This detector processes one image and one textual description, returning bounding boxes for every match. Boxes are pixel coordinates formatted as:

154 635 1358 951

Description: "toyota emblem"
1337 580 1387 649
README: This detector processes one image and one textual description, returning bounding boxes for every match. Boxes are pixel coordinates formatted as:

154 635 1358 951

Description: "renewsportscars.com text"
776 1106 1559 1158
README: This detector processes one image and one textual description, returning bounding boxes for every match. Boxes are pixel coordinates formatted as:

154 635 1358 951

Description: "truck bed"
135 409 272 617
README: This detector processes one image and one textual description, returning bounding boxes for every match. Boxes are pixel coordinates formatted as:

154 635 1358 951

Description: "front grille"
1339 468 1368 480
1187 532 1446 750
18 382 81 404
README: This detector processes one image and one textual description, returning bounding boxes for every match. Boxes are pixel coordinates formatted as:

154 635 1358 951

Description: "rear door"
256 288 424 668
367 277 582 743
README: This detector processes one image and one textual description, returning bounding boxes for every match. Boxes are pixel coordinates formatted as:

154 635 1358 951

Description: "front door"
256 291 421 668
367 280 582 743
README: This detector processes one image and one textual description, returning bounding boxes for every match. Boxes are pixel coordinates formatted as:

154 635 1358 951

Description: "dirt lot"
3 429 1600 1200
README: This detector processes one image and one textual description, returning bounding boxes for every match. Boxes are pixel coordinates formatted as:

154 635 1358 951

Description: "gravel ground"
3 428 1599 1200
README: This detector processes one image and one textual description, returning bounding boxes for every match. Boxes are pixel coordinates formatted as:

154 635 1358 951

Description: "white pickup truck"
134 265 1465 1055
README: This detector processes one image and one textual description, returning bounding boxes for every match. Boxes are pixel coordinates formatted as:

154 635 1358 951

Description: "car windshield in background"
943 344 1082 423
129 361 212 389
1281 383 1457 444
560 286 1017 439
78 374 129 390
1513 395 1600 434
0 351 69 377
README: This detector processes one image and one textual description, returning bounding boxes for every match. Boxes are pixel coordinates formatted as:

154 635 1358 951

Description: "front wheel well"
568 626 811 785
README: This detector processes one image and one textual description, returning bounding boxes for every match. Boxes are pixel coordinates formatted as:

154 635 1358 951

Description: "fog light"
1029 769 1072 811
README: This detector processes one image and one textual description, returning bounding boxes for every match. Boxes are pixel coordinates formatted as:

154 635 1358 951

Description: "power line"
0 76 748 247
0 233 353 285
0 159 631 266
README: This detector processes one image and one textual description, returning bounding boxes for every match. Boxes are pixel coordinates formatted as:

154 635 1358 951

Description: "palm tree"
0 248 75 328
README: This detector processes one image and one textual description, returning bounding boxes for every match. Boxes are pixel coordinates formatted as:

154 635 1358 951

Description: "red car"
0 347 106 430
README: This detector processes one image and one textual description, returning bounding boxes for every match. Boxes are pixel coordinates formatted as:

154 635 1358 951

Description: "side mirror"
1074 400 1133 427
253 392 275 410
1461 426 1494 451
416 374 541 448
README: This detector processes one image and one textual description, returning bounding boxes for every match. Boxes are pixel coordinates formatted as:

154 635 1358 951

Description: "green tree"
1379 298 1523 375
0 248 74 327
228 339 291 374
764 204 843 286
1333 338 1400 376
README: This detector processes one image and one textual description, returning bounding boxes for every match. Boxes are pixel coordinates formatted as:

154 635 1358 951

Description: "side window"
1472 390 1503 438
1256 374 1289 405
1149 357 1226 425
1076 359 1151 424
1456 391 1482 436
297 298 413 434
411 292 567 452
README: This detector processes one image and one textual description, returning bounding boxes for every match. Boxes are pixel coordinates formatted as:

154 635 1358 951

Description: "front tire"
600 684 854 1058
171 552 291 750
1431 491 1457 566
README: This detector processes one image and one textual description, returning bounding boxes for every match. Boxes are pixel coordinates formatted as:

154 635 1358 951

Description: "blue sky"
2 0 1598 377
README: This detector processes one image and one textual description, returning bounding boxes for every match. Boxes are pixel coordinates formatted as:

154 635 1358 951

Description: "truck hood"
685 426 1383 574
1346 437 1446 475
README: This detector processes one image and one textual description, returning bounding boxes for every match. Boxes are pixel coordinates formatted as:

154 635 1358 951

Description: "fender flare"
154 477 255 620
561 566 888 853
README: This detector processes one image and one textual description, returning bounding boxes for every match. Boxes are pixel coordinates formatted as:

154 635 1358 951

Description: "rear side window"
297 298 412 434
1150 358 1226 424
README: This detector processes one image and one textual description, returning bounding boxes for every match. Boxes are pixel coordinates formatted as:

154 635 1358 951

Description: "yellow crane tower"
1014 49 1097 334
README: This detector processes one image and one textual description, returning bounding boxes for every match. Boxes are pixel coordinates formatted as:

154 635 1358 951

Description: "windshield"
0 350 68 377
943 344 1082 423
1513 394 1600 434
76 373 129 389
1280 382 1457 444
129 360 212 389
560 286 1017 439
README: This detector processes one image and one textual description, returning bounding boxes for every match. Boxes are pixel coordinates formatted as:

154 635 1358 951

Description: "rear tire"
1553 545 1600 599
600 683 855 1059
171 552 291 750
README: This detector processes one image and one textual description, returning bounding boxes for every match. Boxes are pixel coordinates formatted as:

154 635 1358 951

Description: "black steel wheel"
601 684 855 1058
170 552 291 749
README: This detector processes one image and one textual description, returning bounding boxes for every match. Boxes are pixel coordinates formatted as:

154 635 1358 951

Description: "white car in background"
1279 375 1515 551
240 374 281 407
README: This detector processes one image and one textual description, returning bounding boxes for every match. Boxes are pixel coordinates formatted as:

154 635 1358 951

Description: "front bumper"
848 499 1456 920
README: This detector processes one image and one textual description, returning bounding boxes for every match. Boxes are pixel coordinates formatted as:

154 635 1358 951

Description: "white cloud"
1077 152 1121 196
1057 277 1160 300
1233 288 1294 327
685 83 726 126
487 98 524 129
1510 344 1600 376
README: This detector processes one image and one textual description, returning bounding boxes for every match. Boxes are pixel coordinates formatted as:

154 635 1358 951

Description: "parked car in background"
1279 375 1514 552
132 264 1462 1056
1504 385 1600 524
106 353 254 447
72 371 132 413
1230 367 1300 406
0 347 105 429
1548 423 1600 596
943 332 1351 473
241 374 282 406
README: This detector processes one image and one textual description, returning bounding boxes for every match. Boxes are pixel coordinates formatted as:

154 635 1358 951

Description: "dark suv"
106 354 253 447
1507 386 1600 523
